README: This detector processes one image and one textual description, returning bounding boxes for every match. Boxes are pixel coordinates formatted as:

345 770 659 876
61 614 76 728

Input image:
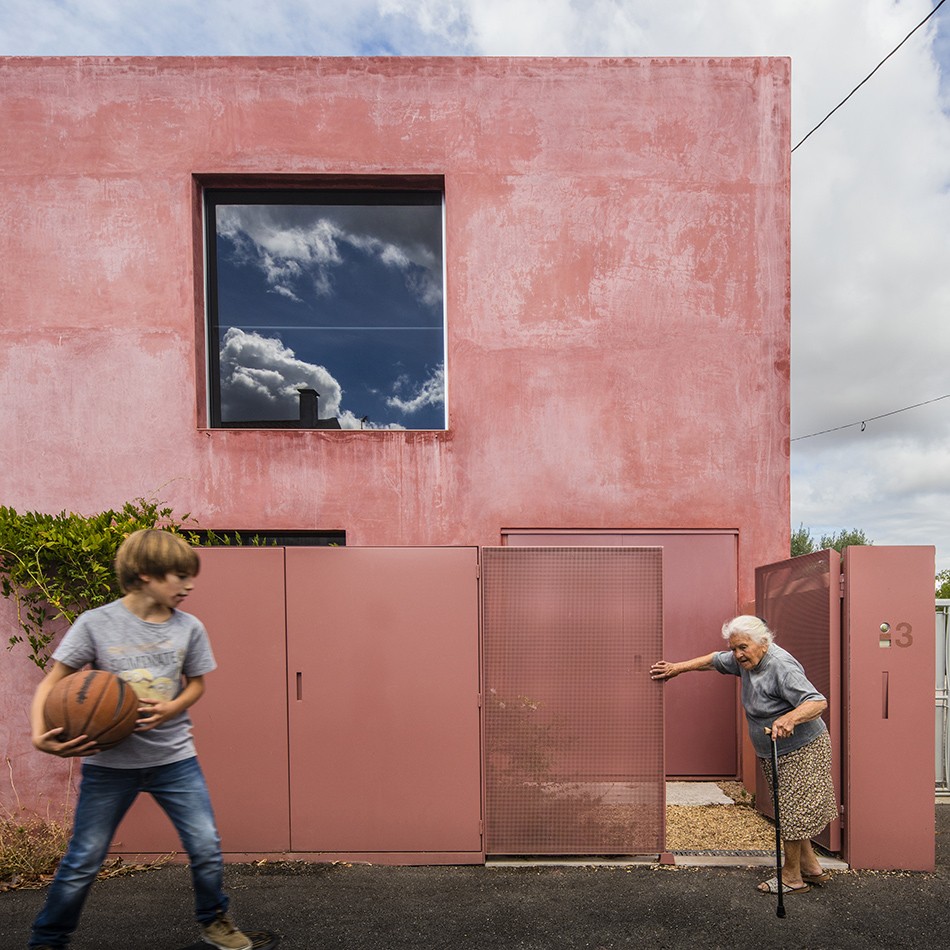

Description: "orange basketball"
44 670 140 750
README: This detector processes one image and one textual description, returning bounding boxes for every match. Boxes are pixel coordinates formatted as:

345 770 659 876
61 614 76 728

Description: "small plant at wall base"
0 763 166 891
0 804 71 891
0 497 222 670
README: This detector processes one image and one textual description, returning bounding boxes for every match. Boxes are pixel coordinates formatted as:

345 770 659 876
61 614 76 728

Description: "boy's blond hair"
114 528 200 593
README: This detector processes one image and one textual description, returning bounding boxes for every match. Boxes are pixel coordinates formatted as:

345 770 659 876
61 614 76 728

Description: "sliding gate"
481 547 665 855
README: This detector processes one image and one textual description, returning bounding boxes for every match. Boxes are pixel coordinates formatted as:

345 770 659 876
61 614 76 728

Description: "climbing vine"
0 497 217 670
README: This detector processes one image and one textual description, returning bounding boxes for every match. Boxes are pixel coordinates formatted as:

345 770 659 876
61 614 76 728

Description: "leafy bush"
0 497 211 670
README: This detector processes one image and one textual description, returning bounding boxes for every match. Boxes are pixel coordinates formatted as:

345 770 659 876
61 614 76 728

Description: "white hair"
721 614 774 646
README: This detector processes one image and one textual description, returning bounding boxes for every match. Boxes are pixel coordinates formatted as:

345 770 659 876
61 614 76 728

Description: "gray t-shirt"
712 642 827 758
52 599 216 768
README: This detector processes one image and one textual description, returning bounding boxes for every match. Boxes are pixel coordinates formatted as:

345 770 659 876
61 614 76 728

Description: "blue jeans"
30 756 228 948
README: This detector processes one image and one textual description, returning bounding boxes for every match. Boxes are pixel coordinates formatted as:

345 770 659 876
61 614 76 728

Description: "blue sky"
3 0 949 566
210 192 445 429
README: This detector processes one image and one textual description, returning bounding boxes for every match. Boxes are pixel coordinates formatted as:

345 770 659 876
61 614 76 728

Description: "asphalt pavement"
2 804 947 950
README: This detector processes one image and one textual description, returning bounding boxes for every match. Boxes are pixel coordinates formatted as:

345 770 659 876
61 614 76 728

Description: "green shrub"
0 496 212 670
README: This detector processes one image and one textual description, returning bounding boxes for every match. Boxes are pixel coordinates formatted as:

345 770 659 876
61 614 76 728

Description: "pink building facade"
0 56 790 824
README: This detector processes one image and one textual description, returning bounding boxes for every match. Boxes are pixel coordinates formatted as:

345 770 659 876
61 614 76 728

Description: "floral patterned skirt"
760 731 838 840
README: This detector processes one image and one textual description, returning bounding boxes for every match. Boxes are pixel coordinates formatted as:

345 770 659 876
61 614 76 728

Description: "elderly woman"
650 615 837 895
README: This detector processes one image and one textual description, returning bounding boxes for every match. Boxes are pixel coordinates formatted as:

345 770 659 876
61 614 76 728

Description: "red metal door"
505 531 738 777
285 547 482 861
482 546 665 855
113 547 291 855
755 550 842 852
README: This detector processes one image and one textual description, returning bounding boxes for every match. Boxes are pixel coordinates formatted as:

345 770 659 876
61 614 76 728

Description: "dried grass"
666 782 777 851
0 808 169 891
0 760 167 891
0 809 72 889
0 759 74 890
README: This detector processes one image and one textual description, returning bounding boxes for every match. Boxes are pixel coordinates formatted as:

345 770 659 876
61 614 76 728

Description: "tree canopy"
791 524 872 557
794 526 949 600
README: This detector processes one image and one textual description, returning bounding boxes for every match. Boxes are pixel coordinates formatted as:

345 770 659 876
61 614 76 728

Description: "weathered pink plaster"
0 600 74 814
0 56 790 813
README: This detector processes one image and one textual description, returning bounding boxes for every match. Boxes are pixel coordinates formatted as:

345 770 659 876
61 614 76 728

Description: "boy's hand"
134 698 176 731
32 727 99 758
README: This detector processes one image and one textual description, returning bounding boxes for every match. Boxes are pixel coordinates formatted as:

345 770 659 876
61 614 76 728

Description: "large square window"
204 187 445 430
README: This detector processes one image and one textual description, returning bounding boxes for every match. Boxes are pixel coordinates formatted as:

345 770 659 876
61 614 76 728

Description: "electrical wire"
791 393 950 441
789 6 949 443
792 0 948 152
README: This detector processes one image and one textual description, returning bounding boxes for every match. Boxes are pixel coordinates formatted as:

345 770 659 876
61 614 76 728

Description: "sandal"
757 876 811 895
802 871 832 886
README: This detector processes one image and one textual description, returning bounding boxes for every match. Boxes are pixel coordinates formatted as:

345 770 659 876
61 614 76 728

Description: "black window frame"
204 183 446 431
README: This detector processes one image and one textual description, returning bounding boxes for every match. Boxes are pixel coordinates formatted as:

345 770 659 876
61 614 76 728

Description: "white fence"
938 601 949 796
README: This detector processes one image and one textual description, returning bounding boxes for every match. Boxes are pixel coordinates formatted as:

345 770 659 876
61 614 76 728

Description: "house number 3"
894 622 913 647
880 622 913 648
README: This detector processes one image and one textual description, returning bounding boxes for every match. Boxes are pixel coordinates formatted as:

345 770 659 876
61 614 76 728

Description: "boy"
28 528 250 950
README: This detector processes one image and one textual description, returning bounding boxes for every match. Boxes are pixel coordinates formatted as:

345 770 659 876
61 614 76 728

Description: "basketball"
44 670 140 750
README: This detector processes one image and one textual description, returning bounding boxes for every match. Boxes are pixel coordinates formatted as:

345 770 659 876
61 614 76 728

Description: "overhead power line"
792 0 948 152
791 393 950 441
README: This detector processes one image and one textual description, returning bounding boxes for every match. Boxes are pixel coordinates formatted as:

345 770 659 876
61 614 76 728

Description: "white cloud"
216 204 441 307
793 423 950 553
219 327 413 429
219 327 344 422
217 207 342 301
387 363 446 414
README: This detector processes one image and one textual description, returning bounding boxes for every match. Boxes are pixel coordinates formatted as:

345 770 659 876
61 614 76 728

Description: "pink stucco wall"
0 56 789 810
0 598 73 814
0 56 789 555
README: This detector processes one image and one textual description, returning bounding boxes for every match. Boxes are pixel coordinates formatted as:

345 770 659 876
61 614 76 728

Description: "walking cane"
766 726 786 919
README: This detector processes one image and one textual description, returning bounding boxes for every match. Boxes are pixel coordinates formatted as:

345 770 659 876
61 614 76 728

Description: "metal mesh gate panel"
482 547 664 855
755 550 842 851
